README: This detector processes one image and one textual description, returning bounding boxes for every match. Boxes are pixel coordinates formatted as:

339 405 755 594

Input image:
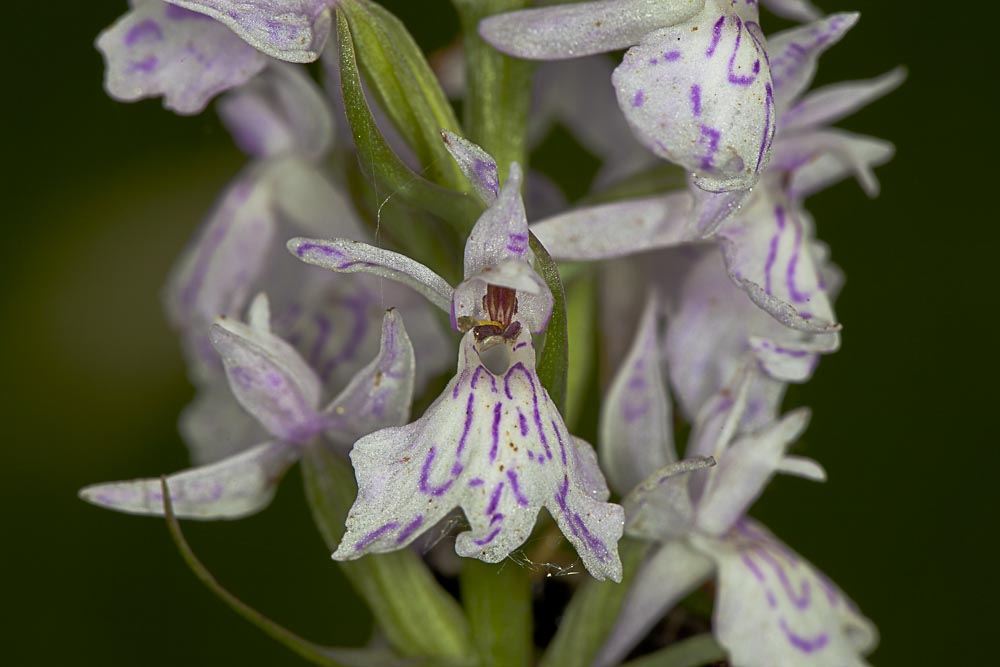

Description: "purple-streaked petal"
479 0 706 60
595 540 714 667
658 247 831 425
211 295 325 442
179 384 268 465
323 309 415 447
441 131 500 204
612 4 775 192
768 13 859 110
165 0 332 62
288 238 454 313
623 458 714 541
783 130 896 199
96 1 267 114
218 62 334 160
463 163 532 277
165 169 277 379
531 192 695 261
781 68 907 133
452 259 553 334
717 190 840 333
696 409 812 535
710 519 878 667
79 440 299 519
749 333 838 381
333 327 624 581
760 0 823 22
600 294 675 495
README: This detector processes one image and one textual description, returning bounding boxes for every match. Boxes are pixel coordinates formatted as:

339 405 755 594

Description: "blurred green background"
2 1 991 665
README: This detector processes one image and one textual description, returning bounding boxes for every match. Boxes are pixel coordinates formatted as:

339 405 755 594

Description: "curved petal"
708 519 878 667
600 294 675 495
479 0 706 60
96 1 267 114
783 130 896 199
768 13 859 110
323 309 415 447
79 440 299 519
288 237 454 313
218 62 334 160
718 189 840 332
696 409 812 536
464 163 533 277
452 260 553 334
333 328 624 581
613 3 775 192
781 68 907 134
441 131 500 204
165 0 332 62
530 193 695 261
164 169 277 379
623 458 714 541
211 295 325 443
595 540 714 667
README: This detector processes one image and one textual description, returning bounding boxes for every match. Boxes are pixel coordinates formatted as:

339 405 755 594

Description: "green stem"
452 0 534 178
301 445 474 662
540 538 650 667
460 560 534 667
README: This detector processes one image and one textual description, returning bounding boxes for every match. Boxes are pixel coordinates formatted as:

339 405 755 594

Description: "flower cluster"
83 1 899 665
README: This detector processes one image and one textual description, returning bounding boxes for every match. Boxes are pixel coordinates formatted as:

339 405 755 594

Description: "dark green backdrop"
3 1 991 665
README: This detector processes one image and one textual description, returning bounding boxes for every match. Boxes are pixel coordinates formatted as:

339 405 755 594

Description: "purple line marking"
395 515 425 544
513 341 528 350
690 84 702 116
663 50 681 61
469 477 485 487
505 363 552 459
506 470 529 506
129 55 158 73
489 402 502 463
754 546 811 609
706 15 725 57
756 82 774 173
517 409 529 437
454 393 475 473
779 619 829 653
632 90 645 107
474 526 502 546
785 221 809 303
355 521 400 550
452 369 468 399
552 420 568 465
486 482 504 515
698 125 721 170
294 243 377 270
554 476 610 562
726 17 760 86
125 19 163 46
419 447 457 496
472 365 498 392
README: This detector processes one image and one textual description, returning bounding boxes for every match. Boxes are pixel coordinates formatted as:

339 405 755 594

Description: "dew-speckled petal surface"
708 519 878 667
442 131 500 204
479 0 705 60
288 237 454 314
79 440 299 519
165 0 332 62
333 327 624 581
612 0 775 192
323 309 415 447
531 192 695 261
97 1 267 114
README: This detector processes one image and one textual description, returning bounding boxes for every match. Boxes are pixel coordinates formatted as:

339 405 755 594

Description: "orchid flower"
595 302 877 666
532 13 902 340
481 0 776 193
288 133 625 581
97 0 268 114
80 294 415 519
